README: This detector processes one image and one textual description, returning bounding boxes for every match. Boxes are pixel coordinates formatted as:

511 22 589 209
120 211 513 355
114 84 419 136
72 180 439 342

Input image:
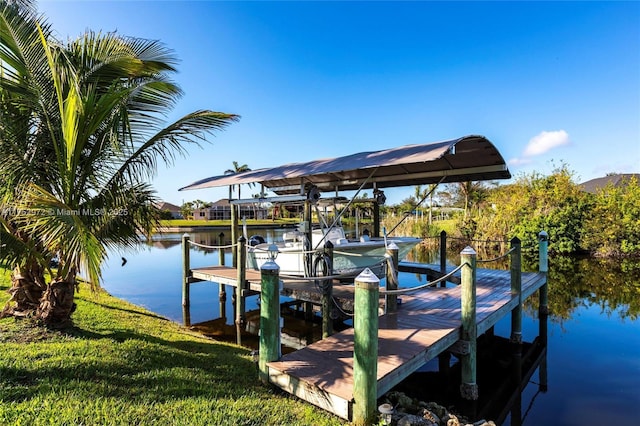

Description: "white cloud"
524 130 570 157
507 157 532 167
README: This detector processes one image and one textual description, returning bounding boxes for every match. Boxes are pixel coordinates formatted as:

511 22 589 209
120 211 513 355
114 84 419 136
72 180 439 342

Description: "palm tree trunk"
0 264 47 318
36 278 76 327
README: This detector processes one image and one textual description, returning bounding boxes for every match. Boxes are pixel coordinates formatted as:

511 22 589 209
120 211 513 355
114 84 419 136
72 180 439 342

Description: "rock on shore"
379 391 496 426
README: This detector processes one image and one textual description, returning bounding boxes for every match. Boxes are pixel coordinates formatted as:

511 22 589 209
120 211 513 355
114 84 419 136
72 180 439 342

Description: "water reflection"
394 334 548 426
101 230 640 426
408 243 640 322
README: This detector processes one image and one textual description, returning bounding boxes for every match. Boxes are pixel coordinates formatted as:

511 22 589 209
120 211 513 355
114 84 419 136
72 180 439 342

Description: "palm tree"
0 2 238 325
426 184 438 224
180 201 195 219
457 181 488 219
414 186 427 219
224 161 252 200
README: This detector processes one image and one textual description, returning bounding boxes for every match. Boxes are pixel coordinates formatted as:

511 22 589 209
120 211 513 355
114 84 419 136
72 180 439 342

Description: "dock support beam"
182 233 191 309
218 232 227 317
321 242 334 338
510 236 524 424
385 243 399 313
538 231 549 347
373 201 380 238
231 201 238 267
353 269 380 425
460 246 478 400
258 258 281 384
235 236 247 345
440 231 447 287
510 237 522 344
182 233 191 327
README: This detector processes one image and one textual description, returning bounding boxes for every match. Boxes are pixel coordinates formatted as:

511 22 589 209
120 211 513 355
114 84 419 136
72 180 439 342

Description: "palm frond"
107 110 239 187
13 183 106 285
1 14 240 295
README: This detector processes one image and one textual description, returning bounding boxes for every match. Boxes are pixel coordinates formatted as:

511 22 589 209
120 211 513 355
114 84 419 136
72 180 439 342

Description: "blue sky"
39 1 639 206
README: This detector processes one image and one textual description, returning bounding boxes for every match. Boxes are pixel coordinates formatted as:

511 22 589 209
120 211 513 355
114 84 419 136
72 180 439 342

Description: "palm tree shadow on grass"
82 299 171 322
0 326 256 404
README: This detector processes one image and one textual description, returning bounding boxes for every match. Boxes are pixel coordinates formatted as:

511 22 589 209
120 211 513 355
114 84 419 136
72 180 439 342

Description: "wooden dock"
265 267 546 420
188 262 546 421
191 264 394 312
182 233 550 423
191 261 453 311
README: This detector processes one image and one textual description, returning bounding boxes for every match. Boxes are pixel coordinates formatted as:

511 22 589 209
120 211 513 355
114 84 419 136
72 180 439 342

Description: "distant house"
156 201 183 219
580 174 640 194
192 199 269 220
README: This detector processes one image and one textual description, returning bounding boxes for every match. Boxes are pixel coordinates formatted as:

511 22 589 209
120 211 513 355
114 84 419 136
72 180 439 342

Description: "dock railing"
184 229 548 425
354 232 545 424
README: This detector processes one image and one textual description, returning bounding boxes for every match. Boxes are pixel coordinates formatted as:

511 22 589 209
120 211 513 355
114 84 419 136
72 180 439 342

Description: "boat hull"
247 237 421 278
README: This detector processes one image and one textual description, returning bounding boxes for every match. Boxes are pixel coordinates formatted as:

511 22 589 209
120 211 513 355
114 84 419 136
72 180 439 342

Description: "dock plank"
191 262 546 421
268 268 546 420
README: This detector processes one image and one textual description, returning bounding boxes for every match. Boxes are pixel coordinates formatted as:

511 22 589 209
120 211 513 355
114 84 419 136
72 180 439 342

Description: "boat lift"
179 134 511 268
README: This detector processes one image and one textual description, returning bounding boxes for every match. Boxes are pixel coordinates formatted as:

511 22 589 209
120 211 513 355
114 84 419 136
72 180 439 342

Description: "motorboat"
246 223 421 278
180 135 511 278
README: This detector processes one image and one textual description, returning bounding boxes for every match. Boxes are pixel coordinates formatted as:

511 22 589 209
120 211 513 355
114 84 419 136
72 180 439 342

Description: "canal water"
101 229 640 425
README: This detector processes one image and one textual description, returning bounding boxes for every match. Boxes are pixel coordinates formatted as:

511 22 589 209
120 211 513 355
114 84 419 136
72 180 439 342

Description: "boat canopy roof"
179 135 511 195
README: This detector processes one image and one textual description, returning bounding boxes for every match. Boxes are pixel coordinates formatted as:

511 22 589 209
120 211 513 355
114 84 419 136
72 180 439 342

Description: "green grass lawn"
0 269 344 425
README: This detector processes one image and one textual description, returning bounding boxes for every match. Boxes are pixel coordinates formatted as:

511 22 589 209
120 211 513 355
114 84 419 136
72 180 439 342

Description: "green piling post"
373 201 380 238
538 231 549 347
182 233 191 308
538 231 549 274
182 233 191 327
231 203 238 267
258 255 281 384
510 237 522 344
440 231 447 287
303 200 313 275
353 269 380 425
538 231 550 392
218 232 225 266
218 232 227 304
321 241 334 338
460 246 478 400
385 243 399 313
236 236 247 345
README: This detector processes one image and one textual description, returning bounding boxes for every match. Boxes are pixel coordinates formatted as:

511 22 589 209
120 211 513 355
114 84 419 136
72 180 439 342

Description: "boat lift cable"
311 252 333 304
313 203 331 233
313 167 379 249
386 175 446 236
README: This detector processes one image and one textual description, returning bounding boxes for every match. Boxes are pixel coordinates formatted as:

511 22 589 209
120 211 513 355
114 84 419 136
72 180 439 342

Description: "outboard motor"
248 235 266 247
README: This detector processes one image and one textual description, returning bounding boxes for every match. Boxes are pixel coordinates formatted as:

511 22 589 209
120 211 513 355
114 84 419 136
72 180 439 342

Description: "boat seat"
335 238 349 245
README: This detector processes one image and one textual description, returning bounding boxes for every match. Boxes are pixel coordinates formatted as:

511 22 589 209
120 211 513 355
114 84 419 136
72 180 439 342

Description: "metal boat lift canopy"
179 135 511 196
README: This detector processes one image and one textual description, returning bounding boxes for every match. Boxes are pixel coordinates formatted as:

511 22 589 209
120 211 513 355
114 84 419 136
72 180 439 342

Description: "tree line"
397 166 639 258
